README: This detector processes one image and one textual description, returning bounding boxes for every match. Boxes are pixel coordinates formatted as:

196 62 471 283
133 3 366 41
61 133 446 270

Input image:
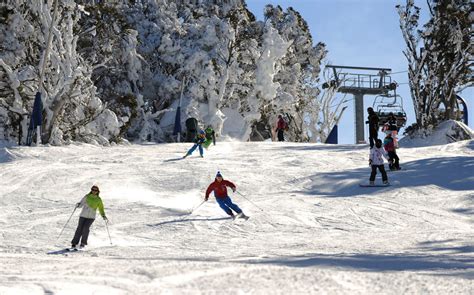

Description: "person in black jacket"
366 107 379 149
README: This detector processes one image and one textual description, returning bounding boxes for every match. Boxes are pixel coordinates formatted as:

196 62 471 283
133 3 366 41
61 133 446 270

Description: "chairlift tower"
325 65 394 144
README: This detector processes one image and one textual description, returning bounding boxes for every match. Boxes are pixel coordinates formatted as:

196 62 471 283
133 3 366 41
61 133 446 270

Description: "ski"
235 213 249 221
163 157 185 162
47 247 81 255
67 247 79 252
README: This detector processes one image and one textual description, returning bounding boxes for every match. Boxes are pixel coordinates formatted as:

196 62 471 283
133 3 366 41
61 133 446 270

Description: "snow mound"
0 147 17 163
400 120 474 147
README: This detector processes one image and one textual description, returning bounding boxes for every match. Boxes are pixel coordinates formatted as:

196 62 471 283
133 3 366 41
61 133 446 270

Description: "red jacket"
205 180 236 199
277 118 286 130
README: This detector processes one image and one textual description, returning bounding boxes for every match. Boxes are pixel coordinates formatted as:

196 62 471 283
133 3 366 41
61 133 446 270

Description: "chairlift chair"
373 94 407 128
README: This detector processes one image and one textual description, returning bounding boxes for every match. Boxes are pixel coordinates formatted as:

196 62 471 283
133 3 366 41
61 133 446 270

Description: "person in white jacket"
369 139 389 185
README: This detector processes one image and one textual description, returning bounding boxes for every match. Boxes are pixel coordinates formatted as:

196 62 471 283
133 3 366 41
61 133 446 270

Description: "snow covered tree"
253 5 327 142
0 0 121 145
76 1 153 141
311 67 347 143
0 0 335 144
397 0 472 133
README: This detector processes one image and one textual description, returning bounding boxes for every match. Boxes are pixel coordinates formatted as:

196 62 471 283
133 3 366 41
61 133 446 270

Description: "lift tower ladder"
326 65 393 144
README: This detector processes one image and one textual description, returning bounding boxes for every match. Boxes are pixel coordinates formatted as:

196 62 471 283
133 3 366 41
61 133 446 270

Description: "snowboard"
359 183 391 187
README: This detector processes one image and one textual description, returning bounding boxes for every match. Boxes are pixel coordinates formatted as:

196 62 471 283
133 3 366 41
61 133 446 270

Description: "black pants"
370 165 388 182
71 217 95 246
387 151 400 169
277 129 284 141
369 130 378 148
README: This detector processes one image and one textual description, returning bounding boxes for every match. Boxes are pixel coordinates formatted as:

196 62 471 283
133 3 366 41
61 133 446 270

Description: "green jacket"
78 193 106 219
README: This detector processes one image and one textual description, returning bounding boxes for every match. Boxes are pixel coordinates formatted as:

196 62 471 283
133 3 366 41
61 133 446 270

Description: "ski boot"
369 181 375 186
383 180 390 185
236 212 249 220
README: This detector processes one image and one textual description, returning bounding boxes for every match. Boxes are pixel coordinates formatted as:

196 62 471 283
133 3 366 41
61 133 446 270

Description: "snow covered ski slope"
0 141 473 294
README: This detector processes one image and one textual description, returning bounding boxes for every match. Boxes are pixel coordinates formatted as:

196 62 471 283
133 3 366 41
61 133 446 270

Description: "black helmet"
367 107 374 113
375 139 383 148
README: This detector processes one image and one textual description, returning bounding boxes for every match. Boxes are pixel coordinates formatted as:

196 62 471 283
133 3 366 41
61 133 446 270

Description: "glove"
103 216 108 221
369 160 372 166
232 188 236 193
204 197 209 202
76 202 81 208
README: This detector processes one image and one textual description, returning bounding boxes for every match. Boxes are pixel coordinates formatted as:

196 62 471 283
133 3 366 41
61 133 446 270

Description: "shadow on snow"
274 144 369 153
0 147 17 163
295 156 474 198
418 239 474 255
147 217 230 227
244 251 474 279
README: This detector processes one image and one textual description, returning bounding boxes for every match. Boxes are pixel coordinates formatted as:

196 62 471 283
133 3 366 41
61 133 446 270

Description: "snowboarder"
202 126 216 149
71 185 107 249
205 171 248 219
276 115 288 142
369 139 389 185
183 129 206 158
366 107 379 149
383 132 401 170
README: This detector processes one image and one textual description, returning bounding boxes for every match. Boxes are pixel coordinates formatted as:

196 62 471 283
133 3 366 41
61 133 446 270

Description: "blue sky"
246 0 473 143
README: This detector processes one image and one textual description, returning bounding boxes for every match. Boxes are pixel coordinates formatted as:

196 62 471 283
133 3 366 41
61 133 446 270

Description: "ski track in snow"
0 141 473 294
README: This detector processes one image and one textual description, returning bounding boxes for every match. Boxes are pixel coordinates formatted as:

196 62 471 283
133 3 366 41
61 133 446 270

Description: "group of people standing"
366 107 402 185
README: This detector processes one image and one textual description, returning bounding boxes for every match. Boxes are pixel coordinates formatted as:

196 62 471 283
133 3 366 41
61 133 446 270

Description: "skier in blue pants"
183 130 206 158
205 172 248 219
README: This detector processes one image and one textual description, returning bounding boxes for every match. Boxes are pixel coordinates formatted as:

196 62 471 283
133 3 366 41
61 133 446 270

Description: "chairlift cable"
389 70 409 75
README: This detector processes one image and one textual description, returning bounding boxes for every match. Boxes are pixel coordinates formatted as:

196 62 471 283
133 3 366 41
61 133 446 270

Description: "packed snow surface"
0 141 473 294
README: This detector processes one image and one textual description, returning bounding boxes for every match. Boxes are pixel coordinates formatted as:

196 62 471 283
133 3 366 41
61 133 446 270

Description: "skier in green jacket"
203 126 216 149
71 185 107 249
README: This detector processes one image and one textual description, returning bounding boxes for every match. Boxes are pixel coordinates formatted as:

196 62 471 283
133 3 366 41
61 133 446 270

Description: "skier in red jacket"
205 172 248 219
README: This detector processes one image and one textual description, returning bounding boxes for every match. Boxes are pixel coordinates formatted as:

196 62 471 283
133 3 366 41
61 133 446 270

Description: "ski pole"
104 219 113 245
175 200 206 223
188 200 206 214
236 191 264 212
55 206 77 243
